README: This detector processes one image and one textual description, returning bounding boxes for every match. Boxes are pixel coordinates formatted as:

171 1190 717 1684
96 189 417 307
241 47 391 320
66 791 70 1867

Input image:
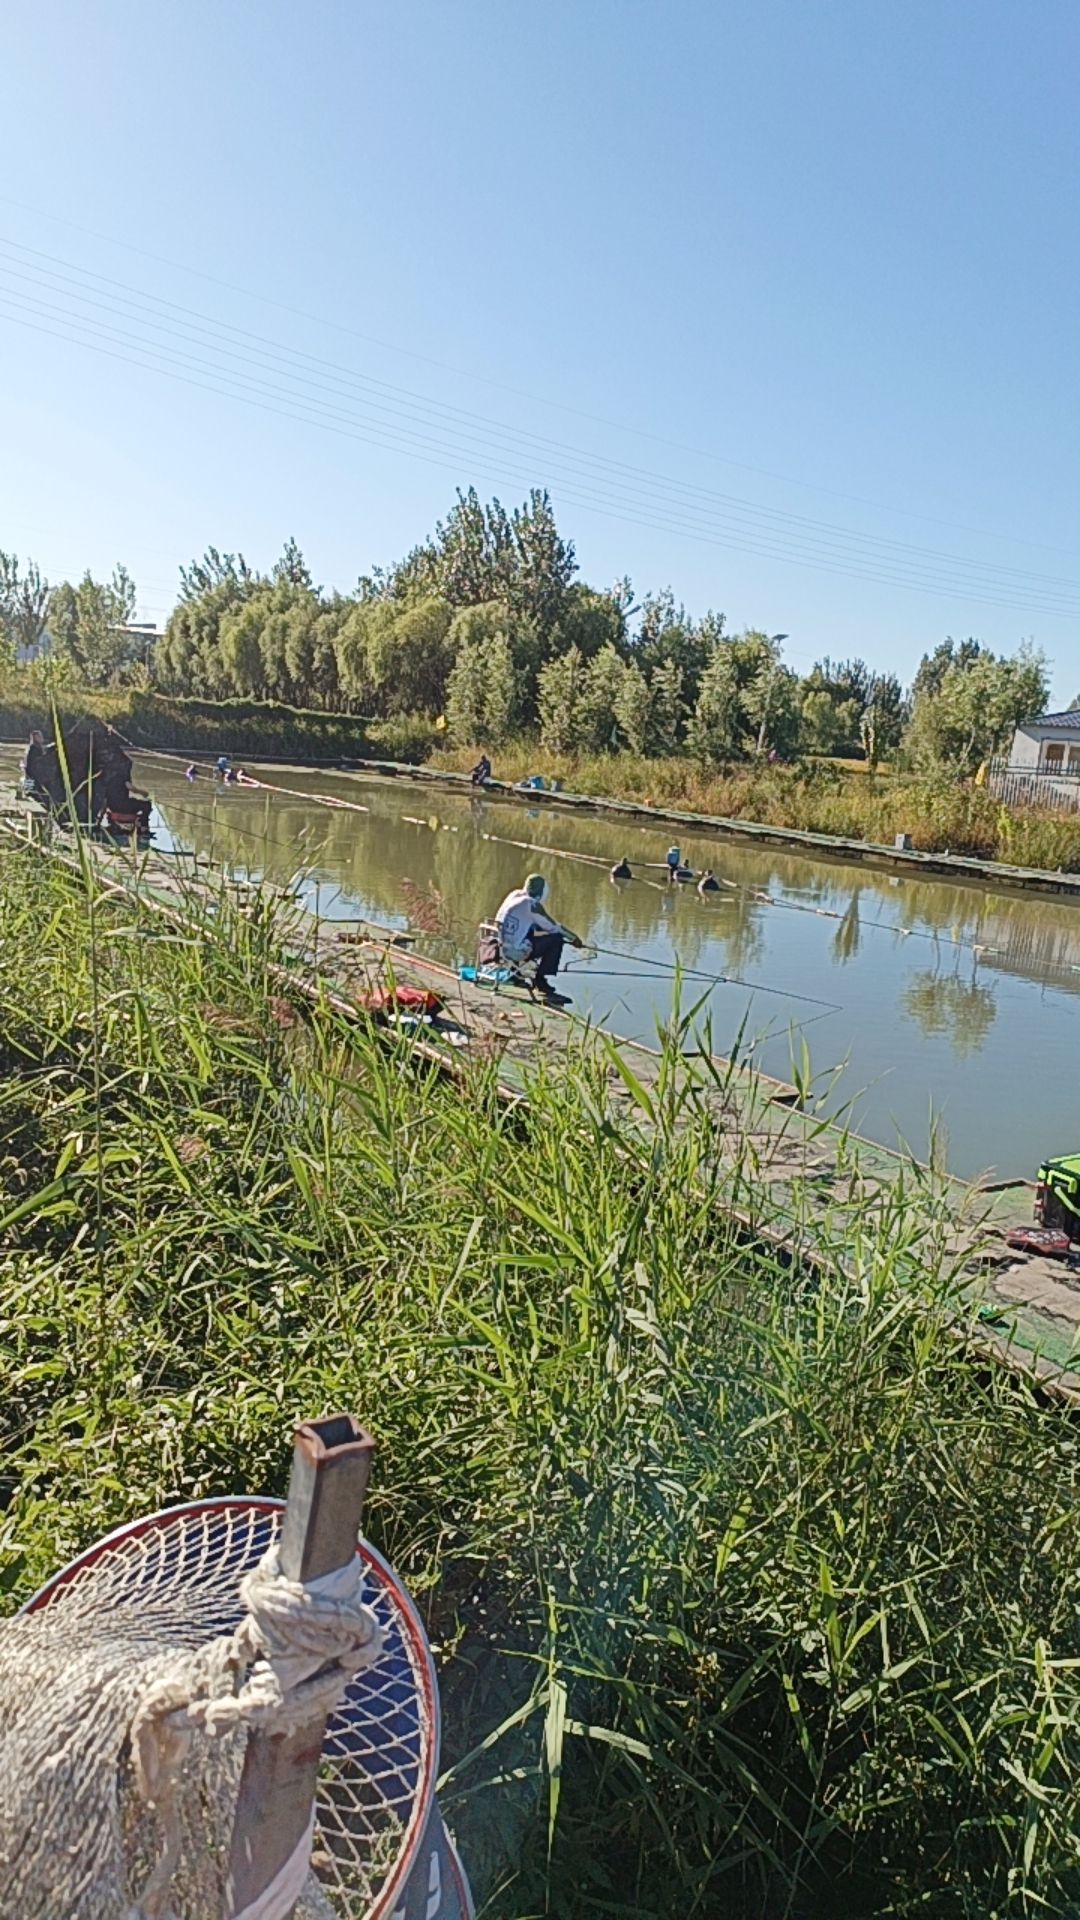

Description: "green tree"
686 645 740 763
158 549 259 696
537 646 589 754
799 658 872 757
632 596 718 709
649 660 686 755
549 583 625 665
218 597 272 696
290 597 349 709
860 672 906 770
434 488 514 608
576 644 630 750
613 660 653 755
273 536 313 591
0 551 50 666
48 566 138 685
911 636 985 703
904 642 1048 771
685 632 799 763
508 489 577 636
445 630 520 745
337 596 454 714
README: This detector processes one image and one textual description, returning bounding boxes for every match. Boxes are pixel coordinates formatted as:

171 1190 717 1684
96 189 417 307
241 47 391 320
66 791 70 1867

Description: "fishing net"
0 1499 450 1920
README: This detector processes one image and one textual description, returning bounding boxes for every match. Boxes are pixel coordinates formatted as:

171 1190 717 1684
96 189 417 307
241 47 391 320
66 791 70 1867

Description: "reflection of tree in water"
832 893 861 964
711 899 766 974
902 970 997 1058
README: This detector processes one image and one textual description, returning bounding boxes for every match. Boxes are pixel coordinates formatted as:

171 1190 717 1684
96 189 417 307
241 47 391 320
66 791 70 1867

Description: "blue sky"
3 0 1079 694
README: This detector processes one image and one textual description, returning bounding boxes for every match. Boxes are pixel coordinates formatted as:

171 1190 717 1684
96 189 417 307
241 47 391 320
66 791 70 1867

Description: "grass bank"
4 843 1080 1915
0 680 438 764
431 740 1080 872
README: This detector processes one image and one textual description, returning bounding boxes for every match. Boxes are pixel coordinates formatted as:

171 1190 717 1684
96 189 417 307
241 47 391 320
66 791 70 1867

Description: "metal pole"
225 1413 375 1920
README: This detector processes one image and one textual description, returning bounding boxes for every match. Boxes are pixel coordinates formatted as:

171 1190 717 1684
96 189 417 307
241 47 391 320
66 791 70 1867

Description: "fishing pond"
25 750 1080 1183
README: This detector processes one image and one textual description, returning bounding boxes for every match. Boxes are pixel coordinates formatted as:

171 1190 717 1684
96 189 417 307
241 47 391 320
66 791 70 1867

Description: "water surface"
26 751 1080 1181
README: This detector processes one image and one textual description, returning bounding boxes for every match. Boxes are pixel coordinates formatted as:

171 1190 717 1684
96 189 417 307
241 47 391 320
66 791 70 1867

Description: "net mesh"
0 1502 432 1920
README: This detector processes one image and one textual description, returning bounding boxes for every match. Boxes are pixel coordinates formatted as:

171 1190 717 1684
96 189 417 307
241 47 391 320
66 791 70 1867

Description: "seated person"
470 754 492 786
488 873 582 995
99 745 152 832
22 728 50 797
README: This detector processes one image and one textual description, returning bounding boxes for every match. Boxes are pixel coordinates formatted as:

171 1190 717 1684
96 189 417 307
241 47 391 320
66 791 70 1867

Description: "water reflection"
832 894 861 965
92 758 1080 1181
902 970 998 1057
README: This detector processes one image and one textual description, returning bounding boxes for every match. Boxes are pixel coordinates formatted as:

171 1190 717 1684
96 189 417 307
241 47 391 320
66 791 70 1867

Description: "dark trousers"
526 928 564 985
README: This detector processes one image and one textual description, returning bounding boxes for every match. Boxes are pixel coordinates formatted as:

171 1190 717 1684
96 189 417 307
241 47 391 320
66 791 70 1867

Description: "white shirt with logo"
494 889 557 963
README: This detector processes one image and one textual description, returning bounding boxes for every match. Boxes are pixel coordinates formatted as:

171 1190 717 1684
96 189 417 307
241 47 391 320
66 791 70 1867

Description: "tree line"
0 487 1054 772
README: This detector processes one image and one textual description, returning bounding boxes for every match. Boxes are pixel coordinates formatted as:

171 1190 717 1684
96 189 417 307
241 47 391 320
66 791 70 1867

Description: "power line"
3 236 1080 606
3 191 1078 566
3 284 1080 621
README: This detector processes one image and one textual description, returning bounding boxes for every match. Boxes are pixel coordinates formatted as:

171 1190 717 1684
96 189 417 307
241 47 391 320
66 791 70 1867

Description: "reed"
1 841 1080 1916
0 676 439 764
432 741 1080 873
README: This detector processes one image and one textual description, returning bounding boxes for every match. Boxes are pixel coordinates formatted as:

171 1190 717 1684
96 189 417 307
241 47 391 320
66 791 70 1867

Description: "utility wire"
4 194 1079 565
3 250 1080 615
4 237 1080 600
4 293 1076 621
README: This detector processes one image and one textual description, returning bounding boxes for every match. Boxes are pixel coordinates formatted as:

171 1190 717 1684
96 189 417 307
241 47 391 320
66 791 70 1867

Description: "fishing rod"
102 735 374 817
575 940 842 1011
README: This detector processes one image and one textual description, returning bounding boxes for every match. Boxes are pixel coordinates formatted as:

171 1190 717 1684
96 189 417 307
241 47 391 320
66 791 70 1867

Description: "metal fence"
988 761 1080 812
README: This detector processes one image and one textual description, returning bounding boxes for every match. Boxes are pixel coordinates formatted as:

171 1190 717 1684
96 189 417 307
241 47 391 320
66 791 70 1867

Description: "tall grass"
432 740 1080 873
3 841 1080 1915
0 677 439 763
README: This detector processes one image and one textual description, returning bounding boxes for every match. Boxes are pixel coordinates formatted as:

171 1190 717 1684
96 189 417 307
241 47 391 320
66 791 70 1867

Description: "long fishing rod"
153 788 1080 1008
575 940 842 1011
102 735 374 816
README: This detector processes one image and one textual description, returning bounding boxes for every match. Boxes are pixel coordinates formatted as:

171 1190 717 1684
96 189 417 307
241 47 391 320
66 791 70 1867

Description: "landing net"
1 1497 437 1919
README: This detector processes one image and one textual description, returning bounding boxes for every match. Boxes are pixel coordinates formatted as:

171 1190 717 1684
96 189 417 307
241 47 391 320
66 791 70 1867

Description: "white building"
991 710 1080 811
1007 709 1080 774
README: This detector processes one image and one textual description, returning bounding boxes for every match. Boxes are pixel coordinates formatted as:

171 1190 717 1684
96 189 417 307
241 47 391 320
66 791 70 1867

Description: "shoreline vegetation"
430 739 1080 871
7 676 1080 877
5 839 1080 1917
1 489 1072 882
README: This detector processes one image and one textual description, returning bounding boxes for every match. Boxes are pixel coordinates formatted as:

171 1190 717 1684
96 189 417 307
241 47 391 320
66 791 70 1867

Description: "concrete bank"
341 757 1080 902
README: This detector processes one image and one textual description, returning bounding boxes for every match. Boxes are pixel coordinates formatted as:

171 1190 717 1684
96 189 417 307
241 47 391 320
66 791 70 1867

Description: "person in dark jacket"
99 742 152 832
22 729 49 795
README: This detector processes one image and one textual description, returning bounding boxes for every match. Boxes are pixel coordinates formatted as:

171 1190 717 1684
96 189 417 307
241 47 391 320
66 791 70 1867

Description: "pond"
21 748 1080 1182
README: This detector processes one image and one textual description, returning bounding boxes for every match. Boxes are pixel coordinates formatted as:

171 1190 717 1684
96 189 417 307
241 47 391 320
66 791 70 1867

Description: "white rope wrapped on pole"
0 1415 473 1920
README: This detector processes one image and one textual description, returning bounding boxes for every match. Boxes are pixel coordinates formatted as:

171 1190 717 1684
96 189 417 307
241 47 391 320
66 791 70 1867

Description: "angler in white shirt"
492 872 583 994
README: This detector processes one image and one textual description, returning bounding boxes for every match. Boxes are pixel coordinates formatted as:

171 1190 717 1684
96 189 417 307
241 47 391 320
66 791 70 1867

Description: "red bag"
356 985 442 1016
1005 1227 1072 1257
